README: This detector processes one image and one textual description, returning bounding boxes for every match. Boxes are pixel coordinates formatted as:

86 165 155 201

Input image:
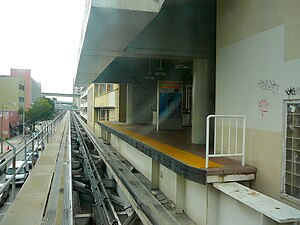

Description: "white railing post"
235 118 238 154
206 115 246 168
228 118 231 154
242 117 246 166
221 118 224 155
206 116 211 169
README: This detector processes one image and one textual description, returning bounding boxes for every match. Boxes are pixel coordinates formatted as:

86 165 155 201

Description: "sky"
0 0 86 101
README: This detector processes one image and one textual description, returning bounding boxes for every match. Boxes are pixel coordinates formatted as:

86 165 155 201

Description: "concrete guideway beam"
41 92 80 98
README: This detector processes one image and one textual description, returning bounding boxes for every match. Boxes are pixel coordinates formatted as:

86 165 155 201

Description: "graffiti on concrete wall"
258 79 279 95
258 99 270 116
285 87 300 96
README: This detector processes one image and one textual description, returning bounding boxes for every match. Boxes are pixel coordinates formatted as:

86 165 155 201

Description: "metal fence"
205 115 246 168
0 111 65 200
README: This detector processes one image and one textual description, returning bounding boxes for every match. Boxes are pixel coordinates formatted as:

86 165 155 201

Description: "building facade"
10 68 41 110
216 0 300 209
0 69 41 139
0 76 25 139
31 78 41 103
80 83 124 134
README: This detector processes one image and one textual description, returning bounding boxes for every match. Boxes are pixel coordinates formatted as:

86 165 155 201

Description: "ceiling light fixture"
145 59 155 80
145 76 155 80
155 59 166 76
174 60 189 69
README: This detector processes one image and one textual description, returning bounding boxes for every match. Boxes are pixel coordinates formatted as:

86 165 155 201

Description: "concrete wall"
0 76 24 111
132 82 157 124
0 76 25 138
87 84 95 131
111 134 152 181
216 0 300 208
11 69 31 110
158 164 177 202
119 84 127 122
94 123 101 138
31 78 41 103
215 192 261 225
95 89 118 108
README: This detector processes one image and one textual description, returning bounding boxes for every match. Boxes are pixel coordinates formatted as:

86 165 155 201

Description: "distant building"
54 101 73 110
80 83 125 133
0 75 25 138
10 69 41 110
0 69 42 139
31 78 42 103
73 84 81 109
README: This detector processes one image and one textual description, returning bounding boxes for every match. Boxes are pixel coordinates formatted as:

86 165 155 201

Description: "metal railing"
0 111 66 200
205 115 246 168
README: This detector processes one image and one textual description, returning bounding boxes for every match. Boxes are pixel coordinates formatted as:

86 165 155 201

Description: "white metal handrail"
206 115 246 168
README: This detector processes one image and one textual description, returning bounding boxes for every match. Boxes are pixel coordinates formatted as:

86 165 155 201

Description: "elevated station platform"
98 121 256 184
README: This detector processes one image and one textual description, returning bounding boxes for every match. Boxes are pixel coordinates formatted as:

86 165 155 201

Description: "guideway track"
72 112 180 225
71 113 120 225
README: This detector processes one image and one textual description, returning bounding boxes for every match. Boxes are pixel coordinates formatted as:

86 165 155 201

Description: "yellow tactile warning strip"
101 122 222 169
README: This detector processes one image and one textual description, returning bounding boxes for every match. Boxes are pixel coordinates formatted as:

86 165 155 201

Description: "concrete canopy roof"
75 0 165 87
75 0 216 87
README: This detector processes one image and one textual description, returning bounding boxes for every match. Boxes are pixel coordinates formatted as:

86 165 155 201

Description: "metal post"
206 116 210 169
51 122 53 135
1 104 3 154
12 146 16 200
242 117 246 166
32 134 35 167
41 125 44 143
46 123 49 143
0 102 17 154
24 138 27 162
23 105 25 136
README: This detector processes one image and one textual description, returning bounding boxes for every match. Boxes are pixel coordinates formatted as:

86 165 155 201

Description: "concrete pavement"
0 135 28 158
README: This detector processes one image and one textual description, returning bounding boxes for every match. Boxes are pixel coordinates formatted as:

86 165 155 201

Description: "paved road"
0 174 21 222
0 135 42 223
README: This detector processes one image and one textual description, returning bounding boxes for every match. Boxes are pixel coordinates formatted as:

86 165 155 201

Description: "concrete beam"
41 92 80 98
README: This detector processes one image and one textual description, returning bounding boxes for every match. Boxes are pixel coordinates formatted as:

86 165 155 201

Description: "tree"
26 97 56 125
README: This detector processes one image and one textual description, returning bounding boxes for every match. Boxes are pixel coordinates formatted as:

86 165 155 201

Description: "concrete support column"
100 127 105 140
174 175 185 213
126 84 134 124
151 160 159 189
207 184 220 225
106 131 111 145
105 110 108 121
192 58 210 144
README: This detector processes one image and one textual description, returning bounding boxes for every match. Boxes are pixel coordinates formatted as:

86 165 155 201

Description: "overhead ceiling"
75 0 216 87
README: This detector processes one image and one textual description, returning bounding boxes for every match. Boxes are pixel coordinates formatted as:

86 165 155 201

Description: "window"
107 84 113 92
100 109 106 121
100 84 106 95
19 84 24 91
283 100 300 200
97 84 101 96
19 97 24 102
